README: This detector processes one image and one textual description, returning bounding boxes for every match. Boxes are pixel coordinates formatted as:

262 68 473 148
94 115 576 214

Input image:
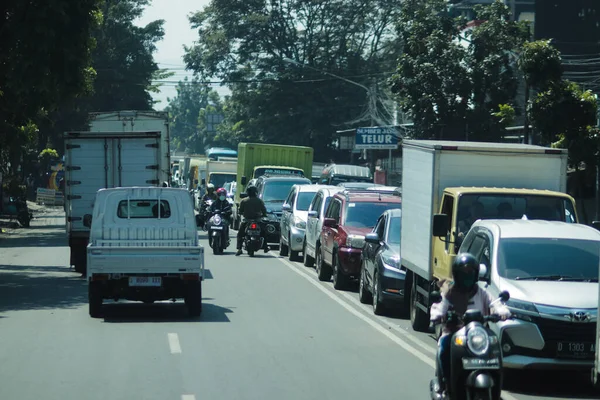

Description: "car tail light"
181 273 199 280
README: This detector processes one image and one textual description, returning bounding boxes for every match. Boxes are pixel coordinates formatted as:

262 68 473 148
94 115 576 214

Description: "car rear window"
117 199 171 219
344 201 399 228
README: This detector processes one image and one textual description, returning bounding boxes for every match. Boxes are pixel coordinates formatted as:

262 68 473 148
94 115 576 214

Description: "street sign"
355 127 399 149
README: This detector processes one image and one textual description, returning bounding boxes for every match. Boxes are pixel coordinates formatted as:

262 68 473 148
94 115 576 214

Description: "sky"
134 0 230 110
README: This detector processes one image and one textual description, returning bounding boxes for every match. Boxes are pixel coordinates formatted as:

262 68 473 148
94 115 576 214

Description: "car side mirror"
478 263 488 281
592 221 600 231
432 214 449 237
282 204 291 212
240 193 248 199
83 214 93 228
323 218 337 228
241 176 247 185
195 214 202 227
498 290 510 303
308 210 318 218
365 232 380 244
430 291 442 304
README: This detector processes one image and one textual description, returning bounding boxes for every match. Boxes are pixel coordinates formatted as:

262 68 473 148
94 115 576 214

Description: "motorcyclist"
430 253 511 396
236 185 270 256
209 188 233 242
198 184 218 226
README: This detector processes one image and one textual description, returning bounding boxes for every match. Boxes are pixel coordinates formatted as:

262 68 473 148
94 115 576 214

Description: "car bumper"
494 318 596 370
379 267 406 302
289 226 305 251
337 247 362 276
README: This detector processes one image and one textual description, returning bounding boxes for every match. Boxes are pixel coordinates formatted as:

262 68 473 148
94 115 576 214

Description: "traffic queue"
199 140 600 398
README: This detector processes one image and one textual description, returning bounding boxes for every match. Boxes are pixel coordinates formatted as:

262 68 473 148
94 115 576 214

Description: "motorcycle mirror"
498 290 510 303
430 291 442 304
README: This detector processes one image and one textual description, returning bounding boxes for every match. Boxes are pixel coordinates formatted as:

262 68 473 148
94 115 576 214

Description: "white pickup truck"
84 187 204 318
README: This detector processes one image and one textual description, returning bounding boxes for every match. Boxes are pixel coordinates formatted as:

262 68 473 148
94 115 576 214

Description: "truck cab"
431 188 579 280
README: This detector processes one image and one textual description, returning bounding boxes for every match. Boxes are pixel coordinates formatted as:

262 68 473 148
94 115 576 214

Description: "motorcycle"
206 209 230 255
199 199 213 230
242 218 265 257
430 290 511 400
0 196 33 228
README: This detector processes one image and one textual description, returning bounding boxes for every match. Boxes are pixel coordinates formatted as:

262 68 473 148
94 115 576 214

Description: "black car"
255 174 312 244
359 208 404 316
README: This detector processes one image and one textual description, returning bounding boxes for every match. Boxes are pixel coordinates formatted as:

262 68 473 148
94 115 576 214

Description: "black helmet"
452 253 480 293
246 185 258 197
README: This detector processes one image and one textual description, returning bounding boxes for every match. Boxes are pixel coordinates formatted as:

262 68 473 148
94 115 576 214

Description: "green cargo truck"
233 143 314 229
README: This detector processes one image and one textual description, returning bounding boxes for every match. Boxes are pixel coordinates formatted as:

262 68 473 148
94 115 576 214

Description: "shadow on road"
505 370 598 398
101 300 234 323
0 230 67 248
0 265 87 313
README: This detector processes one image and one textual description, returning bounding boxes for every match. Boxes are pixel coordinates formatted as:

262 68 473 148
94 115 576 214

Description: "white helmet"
207 183 215 192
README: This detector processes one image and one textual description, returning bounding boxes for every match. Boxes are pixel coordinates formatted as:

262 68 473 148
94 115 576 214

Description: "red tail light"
250 223 258 229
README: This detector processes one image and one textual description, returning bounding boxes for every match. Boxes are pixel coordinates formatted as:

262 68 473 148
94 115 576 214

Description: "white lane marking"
181 395 196 400
272 255 521 400
168 333 182 354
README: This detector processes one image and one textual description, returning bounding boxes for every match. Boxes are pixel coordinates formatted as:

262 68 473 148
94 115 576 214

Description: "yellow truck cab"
399 140 580 332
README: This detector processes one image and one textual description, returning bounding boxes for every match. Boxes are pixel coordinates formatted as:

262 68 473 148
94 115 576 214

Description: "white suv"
303 186 344 267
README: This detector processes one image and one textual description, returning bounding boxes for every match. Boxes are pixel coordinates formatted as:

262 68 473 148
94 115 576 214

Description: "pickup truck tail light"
91 274 108 281
181 273 200 281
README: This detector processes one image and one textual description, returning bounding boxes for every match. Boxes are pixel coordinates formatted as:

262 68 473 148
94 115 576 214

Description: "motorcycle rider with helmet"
209 188 233 242
430 253 511 396
236 185 270 256
202 183 218 203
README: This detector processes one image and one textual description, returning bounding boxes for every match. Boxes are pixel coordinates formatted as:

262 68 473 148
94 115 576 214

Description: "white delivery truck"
64 111 170 274
399 140 580 331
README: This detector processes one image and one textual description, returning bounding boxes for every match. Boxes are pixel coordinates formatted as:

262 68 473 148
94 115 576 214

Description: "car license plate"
129 276 162 287
461 357 500 370
211 226 223 230
556 342 595 358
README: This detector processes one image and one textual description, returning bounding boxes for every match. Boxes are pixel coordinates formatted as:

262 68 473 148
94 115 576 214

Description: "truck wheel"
315 245 332 281
185 281 202 317
88 282 103 318
410 276 430 332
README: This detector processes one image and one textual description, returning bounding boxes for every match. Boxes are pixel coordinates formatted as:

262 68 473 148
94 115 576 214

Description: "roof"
295 184 332 193
322 164 372 177
335 190 402 202
473 219 600 241
403 139 567 155
444 187 574 199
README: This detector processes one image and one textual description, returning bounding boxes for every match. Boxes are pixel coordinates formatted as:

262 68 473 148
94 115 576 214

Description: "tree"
0 0 101 177
391 0 470 139
391 0 529 140
183 0 401 161
35 0 167 153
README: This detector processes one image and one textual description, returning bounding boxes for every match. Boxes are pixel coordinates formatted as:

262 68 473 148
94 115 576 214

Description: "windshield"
386 216 401 245
345 202 399 228
296 192 317 211
254 167 304 178
209 173 236 189
262 181 306 202
457 194 577 227
497 238 599 281
331 176 373 186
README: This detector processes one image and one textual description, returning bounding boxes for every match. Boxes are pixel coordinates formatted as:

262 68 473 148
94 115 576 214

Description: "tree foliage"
183 0 401 161
391 0 529 140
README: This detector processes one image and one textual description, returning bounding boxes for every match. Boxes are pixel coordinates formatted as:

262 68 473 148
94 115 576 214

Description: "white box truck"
399 140 580 331
64 111 171 274
204 160 237 189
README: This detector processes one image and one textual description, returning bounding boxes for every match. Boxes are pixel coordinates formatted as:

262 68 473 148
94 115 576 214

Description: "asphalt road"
0 207 597 400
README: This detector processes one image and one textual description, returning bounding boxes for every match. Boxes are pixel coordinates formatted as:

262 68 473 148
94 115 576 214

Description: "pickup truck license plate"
556 342 594 358
129 277 162 287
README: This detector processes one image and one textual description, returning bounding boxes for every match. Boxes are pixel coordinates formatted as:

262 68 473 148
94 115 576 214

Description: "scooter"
0 196 32 228
430 290 511 400
242 218 264 257
206 209 230 255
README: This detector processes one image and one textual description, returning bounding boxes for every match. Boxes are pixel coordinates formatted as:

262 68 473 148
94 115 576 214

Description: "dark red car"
315 189 401 290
